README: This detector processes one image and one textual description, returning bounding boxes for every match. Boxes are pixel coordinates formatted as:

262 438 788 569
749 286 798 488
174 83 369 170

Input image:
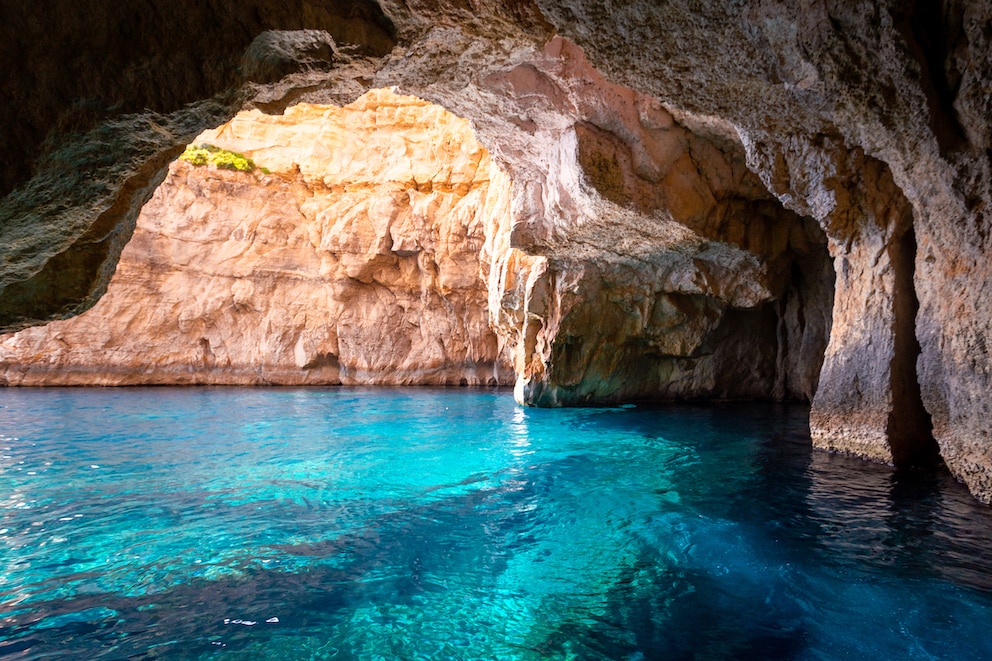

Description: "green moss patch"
180 144 260 173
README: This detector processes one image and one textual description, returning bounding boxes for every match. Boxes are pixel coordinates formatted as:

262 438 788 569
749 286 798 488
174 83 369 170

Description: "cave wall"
0 1 990 501
529 0 992 498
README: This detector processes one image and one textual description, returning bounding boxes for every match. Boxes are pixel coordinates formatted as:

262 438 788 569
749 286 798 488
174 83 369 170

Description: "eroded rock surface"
528 0 992 500
0 90 512 386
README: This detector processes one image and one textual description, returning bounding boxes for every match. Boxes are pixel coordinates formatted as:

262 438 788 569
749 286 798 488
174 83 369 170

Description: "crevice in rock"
887 223 940 467
774 219 835 403
892 0 969 157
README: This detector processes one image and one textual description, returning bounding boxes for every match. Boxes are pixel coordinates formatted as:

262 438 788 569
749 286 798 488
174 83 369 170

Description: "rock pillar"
810 151 938 466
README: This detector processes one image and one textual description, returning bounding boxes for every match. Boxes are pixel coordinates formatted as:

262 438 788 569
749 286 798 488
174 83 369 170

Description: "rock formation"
0 1 989 502
0 90 512 386
0 55 833 404
526 0 991 499
427 37 835 407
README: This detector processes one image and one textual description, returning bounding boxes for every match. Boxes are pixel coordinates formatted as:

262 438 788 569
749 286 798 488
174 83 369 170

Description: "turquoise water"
1 388 991 660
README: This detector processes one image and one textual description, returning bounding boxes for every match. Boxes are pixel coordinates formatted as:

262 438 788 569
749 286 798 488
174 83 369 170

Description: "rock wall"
485 42 834 407
0 90 512 386
0 7 389 330
373 35 834 407
525 0 992 499
0 1 990 501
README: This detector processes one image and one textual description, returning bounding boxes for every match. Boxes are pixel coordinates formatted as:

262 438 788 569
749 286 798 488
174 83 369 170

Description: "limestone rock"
240 30 336 84
0 90 513 386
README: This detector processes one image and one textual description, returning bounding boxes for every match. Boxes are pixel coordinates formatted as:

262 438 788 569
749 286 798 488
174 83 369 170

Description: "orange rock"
0 90 514 387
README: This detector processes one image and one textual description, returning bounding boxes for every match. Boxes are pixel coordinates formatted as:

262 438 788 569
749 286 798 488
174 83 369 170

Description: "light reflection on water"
0 387 990 660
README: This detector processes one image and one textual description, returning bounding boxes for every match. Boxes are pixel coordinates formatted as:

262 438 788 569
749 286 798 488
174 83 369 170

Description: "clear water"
1 388 991 660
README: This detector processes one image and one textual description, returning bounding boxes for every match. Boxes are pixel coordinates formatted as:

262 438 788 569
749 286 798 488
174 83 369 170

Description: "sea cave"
1 1 991 658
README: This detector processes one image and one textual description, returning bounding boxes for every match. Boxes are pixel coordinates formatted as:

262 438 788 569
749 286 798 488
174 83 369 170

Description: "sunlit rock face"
0 90 513 386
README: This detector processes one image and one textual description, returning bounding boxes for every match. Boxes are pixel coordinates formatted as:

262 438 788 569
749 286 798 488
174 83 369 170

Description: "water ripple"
0 389 990 659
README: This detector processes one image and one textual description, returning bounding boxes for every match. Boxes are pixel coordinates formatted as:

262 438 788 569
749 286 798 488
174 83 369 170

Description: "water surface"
1 387 991 659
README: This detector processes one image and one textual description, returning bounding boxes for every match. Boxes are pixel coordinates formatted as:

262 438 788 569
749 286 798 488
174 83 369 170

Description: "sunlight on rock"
0 89 514 386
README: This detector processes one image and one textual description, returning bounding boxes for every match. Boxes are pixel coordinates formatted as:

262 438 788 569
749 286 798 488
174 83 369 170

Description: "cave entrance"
0 89 516 387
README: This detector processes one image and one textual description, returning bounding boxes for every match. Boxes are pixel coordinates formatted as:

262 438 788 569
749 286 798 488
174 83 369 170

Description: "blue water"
1 388 991 660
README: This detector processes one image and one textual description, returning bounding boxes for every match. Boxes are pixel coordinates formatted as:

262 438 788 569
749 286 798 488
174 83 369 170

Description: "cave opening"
0 89 518 387
2 91 841 412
